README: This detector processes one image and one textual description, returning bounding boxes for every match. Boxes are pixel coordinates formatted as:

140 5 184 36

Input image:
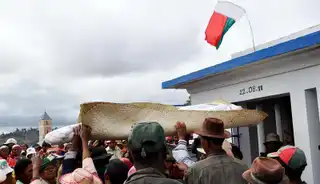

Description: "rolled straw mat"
78 102 267 140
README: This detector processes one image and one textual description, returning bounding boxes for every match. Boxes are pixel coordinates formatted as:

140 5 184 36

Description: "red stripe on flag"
205 11 228 47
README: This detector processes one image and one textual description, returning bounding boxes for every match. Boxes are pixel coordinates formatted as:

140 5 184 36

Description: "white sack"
44 124 80 145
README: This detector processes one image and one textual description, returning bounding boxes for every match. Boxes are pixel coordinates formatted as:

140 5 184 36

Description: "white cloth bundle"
178 103 243 111
44 124 80 145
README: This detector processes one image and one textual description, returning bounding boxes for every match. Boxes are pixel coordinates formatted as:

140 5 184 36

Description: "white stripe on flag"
215 1 245 21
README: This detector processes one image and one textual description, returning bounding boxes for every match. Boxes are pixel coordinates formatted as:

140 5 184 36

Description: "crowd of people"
0 117 308 184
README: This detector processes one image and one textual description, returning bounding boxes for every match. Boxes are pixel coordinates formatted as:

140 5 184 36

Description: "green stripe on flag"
216 17 235 49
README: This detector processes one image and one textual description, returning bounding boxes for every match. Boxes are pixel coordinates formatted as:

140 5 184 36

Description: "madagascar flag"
205 1 245 49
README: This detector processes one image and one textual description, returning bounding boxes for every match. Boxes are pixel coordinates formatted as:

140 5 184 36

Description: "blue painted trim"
162 30 320 89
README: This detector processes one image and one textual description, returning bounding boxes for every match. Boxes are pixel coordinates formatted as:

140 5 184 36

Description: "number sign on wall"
239 85 263 95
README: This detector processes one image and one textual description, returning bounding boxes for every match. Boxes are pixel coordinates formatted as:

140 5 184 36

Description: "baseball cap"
267 145 307 170
26 148 36 157
128 122 166 156
40 154 58 171
4 138 17 145
0 159 13 182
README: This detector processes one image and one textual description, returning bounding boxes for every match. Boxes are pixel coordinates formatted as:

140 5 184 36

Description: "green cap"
40 154 57 171
128 122 166 156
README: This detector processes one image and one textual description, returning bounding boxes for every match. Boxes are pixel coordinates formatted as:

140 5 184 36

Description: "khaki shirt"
124 167 183 184
184 153 248 184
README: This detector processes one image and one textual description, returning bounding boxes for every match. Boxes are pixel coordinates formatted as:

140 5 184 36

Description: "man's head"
195 118 230 154
0 146 9 159
128 122 167 170
11 145 22 156
264 133 283 154
109 140 116 150
268 145 307 181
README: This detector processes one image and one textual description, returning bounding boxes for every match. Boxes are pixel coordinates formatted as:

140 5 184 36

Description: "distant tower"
39 111 52 143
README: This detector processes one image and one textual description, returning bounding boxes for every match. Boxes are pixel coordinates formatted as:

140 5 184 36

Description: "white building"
162 25 320 184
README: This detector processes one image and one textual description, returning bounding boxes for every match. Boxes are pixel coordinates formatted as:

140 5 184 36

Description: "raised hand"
175 122 187 140
80 124 92 141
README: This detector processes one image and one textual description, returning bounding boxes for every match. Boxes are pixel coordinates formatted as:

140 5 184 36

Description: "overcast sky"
0 0 319 131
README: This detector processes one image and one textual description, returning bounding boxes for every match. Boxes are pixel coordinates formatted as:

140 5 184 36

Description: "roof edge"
162 27 320 89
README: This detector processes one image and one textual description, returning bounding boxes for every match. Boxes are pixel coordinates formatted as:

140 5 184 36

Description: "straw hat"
243 157 289 184
78 102 267 140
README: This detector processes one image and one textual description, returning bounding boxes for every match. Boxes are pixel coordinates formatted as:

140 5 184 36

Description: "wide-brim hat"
242 157 289 184
243 170 289 184
59 168 102 184
77 102 267 140
195 118 231 139
264 133 283 145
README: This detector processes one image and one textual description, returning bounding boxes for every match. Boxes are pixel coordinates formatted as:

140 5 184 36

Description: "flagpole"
221 1 257 52
244 12 257 52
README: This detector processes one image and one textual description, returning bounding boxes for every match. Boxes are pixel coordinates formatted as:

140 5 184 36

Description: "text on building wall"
239 85 263 95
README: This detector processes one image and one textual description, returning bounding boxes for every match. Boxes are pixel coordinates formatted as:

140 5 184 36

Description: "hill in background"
0 127 58 146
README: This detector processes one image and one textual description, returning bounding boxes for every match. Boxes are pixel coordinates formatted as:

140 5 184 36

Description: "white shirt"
106 146 122 159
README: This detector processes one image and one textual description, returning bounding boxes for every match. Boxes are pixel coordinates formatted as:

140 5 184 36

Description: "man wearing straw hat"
184 118 247 184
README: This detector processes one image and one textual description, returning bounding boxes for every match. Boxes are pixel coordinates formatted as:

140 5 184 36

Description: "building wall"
185 47 320 184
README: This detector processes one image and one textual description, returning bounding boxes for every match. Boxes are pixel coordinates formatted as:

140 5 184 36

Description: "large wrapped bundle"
78 101 267 140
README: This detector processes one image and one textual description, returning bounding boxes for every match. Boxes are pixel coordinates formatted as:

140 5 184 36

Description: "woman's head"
14 159 32 183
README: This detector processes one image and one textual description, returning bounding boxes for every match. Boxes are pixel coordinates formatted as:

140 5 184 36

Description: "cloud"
0 0 319 131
